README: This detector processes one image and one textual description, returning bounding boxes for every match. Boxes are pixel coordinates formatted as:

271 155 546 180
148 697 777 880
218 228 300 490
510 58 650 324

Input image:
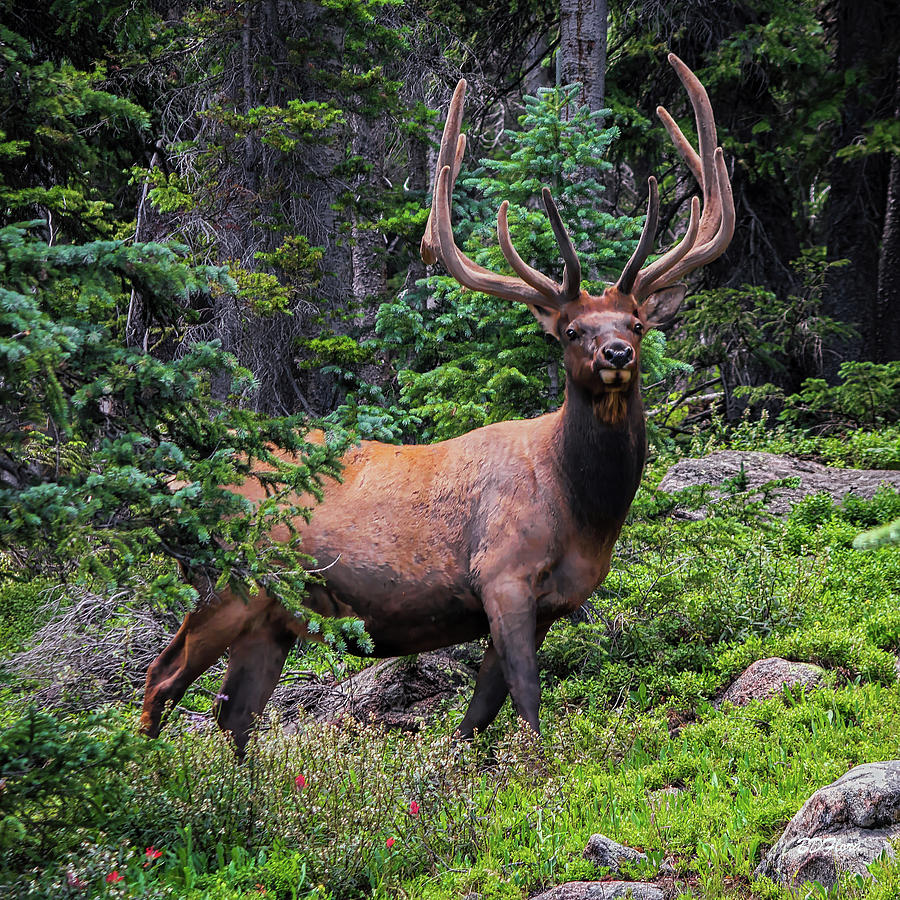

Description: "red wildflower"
409 800 419 815
386 837 395 849
105 871 124 884
143 845 163 867
295 774 307 788
66 871 86 888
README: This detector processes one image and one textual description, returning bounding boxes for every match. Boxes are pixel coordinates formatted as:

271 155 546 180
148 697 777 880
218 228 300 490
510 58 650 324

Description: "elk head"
421 54 734 424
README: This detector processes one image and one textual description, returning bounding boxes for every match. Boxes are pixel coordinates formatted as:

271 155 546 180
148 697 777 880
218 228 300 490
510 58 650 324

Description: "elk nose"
602 341 634 369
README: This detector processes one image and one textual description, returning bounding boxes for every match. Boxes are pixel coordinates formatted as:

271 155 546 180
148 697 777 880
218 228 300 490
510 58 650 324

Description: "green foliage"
0 707 145 862
835 118 900 159
779 361 900 431
688 411 900 470
0 221 359 646
0 23 149 239
371 84 644 442
854 518 900 550
0 578 55 657
678 250 850 398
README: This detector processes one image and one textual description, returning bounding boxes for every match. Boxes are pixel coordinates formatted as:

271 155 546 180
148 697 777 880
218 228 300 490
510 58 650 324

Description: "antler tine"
498 201 561 297
617 177 660 294
628 53 735 301
651 149 734 287
421 79 468 266
498 194 582 304
632 195 701 290
422 79 582 310
433 165 548 304
541 188 582 302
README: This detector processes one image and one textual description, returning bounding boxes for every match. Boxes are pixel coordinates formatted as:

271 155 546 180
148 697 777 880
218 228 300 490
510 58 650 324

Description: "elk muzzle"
593 341 635 386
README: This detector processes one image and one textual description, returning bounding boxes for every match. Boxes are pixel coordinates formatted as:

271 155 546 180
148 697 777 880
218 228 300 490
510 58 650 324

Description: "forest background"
2 0 900 898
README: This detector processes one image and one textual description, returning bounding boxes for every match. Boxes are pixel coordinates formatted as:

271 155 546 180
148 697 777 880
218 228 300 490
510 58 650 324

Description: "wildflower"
143 846 163 866
386 837 395 849
294 774 306 788
106 871 124 884
66 871 86 888
408 800 419 815
214 693 229 701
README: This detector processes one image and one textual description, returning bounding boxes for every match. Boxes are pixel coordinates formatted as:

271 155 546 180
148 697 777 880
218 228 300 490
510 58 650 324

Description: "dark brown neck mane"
559 377 647 532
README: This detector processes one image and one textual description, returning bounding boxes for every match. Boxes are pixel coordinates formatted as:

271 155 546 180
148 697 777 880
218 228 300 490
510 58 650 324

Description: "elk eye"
565 327 578 341
634 322 644 335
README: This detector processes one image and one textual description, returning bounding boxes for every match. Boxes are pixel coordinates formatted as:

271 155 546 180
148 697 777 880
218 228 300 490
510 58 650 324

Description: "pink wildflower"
386 837 396 849
409 800 419 815
294 774 306 788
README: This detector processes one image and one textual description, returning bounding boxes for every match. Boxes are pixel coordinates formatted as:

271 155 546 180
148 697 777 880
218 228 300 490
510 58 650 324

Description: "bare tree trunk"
875 54 900 363
405 134 429 299
557 0 607 110
524 32 553 96
350 112 391 389
820 0 898 372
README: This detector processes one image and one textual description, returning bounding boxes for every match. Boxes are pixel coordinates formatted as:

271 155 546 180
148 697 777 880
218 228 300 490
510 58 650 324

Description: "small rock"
530 882 664 900
657 858 676 876
718 657 826 707
756 760 900 889
583 834 648 872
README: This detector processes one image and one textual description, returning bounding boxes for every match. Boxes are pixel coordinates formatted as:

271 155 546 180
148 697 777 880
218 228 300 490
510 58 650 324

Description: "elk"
140 54 734 753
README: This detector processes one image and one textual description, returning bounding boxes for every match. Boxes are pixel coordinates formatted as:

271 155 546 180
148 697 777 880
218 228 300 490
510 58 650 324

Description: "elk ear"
527 303 563 338
640 283 687 328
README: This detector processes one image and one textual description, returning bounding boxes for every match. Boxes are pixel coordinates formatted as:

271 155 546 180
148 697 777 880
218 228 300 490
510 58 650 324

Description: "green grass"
1 428 899 898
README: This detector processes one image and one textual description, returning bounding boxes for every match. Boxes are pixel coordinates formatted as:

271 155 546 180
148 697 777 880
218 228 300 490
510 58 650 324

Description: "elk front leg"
140 586 270 738
481 581 542 733
456 623 550 739
213 608 300 755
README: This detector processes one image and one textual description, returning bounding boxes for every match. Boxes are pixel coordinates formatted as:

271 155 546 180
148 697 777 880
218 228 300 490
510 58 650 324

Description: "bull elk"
141 54 734 753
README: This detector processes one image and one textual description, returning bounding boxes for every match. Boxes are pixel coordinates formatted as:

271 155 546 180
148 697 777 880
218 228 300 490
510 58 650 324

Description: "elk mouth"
597 368 633 389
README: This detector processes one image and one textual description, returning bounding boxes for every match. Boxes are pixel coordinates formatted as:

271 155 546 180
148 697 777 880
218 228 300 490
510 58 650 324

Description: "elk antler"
421 79 582 308
617 53 735 301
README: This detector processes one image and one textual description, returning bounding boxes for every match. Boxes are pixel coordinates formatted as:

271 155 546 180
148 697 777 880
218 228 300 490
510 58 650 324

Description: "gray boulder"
658 451 900 518
272 649 476 731
756 761 900 888
718 657 827 707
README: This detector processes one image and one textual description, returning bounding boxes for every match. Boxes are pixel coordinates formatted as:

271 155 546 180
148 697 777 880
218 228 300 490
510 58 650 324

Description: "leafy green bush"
676 249 851 412
0 577 55 657
780 360 900 430
688 412 900 470
0 220 369 647
0 707 145 863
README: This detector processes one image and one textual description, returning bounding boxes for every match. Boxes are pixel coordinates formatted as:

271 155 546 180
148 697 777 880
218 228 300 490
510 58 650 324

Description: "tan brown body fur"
141 373 644 751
